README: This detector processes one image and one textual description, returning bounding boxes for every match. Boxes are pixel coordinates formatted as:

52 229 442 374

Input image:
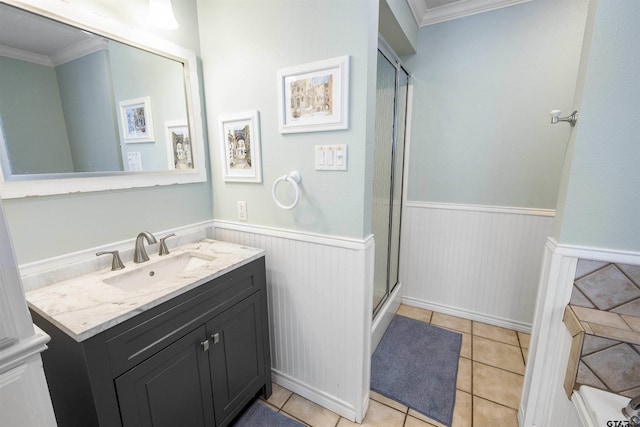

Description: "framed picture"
164 120 193 170
119 96 155 143
219 111 262 183
277 55 349 133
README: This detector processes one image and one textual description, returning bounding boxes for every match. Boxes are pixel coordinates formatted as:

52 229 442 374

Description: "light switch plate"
315 145 347 171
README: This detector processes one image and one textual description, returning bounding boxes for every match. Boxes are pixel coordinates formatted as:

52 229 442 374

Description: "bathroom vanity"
26 240 271 427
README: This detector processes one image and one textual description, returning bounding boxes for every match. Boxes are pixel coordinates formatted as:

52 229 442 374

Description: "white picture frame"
277 55 349 133
164 120 193 170
219 111 262 183
119 96 155 143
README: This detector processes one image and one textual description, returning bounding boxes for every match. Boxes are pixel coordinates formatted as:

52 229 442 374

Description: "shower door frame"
372 40 410 318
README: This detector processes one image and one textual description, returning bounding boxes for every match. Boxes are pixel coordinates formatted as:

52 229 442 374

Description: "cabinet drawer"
106 257 265 377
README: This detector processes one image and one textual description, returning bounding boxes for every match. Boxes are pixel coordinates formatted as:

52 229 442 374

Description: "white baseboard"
272 369 357 421
402 296 532 333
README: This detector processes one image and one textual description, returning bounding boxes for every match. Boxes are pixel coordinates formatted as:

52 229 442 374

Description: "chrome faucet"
623 395 640 427
133 231 157 263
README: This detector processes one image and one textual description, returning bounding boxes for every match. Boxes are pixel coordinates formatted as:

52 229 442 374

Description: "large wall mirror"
0 0 207 198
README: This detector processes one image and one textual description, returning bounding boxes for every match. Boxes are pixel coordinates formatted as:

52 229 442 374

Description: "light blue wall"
56 50 122 172
0 57 73 174
553 0 640 251
197 0 379 239
3 0 212 264
403 0 588 209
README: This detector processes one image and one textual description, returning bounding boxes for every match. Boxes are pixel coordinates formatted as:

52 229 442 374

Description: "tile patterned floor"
248 305 529 427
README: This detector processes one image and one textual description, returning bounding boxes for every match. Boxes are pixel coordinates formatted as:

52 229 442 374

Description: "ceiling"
407 0 533 26
0 4 99 66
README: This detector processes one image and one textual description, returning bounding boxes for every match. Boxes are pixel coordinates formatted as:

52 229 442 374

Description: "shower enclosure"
372 44 409 316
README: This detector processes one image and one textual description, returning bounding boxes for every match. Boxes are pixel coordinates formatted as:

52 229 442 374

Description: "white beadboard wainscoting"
519 239 640 427
213 221 375 423
400 202 555 332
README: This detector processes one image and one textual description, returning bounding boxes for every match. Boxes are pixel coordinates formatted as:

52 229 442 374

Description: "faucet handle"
623 395 640 426
159 233 176 256
96 250 125 271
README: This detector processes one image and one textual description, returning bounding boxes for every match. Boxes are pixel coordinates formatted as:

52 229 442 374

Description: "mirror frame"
0 0 207 199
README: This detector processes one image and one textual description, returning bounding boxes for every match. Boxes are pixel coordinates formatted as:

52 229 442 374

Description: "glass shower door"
372 48 409 315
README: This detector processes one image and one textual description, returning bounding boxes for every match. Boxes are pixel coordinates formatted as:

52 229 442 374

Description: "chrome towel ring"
272 171 302 210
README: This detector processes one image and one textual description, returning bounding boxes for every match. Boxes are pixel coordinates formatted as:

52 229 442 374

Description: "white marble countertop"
26 240 264 342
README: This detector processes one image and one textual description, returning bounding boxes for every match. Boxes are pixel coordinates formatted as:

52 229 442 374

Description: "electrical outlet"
237 201 247 221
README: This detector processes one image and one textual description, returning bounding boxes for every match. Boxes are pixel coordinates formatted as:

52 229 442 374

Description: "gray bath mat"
371 315 462 426
233 401 305 427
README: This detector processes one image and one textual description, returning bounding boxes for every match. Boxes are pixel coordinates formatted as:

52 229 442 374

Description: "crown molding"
408 0 533 27
0 44 53 66
50 37 109 66
0 36 108 67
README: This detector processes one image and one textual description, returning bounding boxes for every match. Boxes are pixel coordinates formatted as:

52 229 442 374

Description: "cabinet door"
207 292 265 426
115 326 215 427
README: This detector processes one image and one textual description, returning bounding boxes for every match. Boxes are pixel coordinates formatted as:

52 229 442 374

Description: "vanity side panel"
256 257 272 399
30 310 121 427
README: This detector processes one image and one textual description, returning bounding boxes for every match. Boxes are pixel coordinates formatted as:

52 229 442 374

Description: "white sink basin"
104 252 215 292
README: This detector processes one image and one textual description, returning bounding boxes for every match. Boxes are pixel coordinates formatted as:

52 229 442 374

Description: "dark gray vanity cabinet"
31 256 271 427
115 326 216 427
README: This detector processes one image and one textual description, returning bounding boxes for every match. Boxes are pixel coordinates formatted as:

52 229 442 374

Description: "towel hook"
550 109 578 127
272 171 302 210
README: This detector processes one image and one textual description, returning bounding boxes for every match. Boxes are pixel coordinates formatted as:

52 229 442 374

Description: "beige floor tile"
457 357 472 393
263 382 293 409
407 389 471 427
407 409 446 427
473 322 519 346
473 396 519 427
256 399 279 412
460 332 471 359
518 331 531 349
431 312 472 334
522 346 529 363
473 362 524 410
337 400 405 427
370 391 408 413
397 304 433 323
282 394 340 427
472 336 525 375
258 400 311 425
263 312 529 427
404 415 439 426
451 390 472 427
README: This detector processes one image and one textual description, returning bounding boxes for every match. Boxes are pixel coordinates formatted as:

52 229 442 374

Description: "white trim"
406 201 556 217
213 220 374 251
552 238 640 265
0 44 53 66
272 370 356 421
402 296 532 333
408 0 533 27
371 282 403 355
49 37 109 66
0 334 49 374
